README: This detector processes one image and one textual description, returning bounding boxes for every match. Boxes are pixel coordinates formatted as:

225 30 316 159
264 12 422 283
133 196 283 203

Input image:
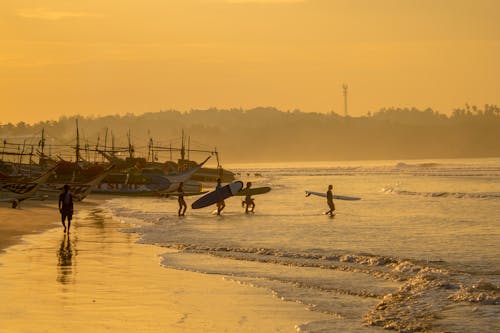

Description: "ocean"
102 158 500 332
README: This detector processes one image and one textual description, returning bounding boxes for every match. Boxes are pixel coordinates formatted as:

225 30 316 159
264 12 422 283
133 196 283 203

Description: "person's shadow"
57 234 75 285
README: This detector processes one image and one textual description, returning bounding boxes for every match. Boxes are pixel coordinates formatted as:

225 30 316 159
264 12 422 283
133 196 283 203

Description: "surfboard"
191 181 244 209
235 186 271 196
305 190 361 201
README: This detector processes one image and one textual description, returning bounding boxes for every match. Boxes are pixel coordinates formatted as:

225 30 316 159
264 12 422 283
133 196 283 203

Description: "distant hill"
1 105 499 163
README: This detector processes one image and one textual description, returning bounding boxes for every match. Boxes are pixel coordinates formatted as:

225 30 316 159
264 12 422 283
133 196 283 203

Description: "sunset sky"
1 0 499 123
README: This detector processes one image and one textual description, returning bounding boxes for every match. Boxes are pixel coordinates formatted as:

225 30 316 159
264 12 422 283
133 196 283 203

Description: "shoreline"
0 196 329 332
0 198 103 254
0 201 60 254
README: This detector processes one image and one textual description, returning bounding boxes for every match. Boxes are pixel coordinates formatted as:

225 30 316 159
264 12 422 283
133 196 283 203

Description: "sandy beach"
0 201 60 254
0 198 329 333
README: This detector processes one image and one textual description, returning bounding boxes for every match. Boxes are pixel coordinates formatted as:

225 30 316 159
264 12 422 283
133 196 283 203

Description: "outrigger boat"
37 165 115 201
92 156 210 197
147 131 235 182
0 166 57 208
1 125 234 199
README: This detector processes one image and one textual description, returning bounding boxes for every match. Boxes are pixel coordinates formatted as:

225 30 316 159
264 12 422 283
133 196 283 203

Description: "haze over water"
104 158 500 332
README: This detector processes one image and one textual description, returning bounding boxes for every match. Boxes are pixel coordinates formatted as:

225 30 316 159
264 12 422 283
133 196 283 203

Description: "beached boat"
92 157 209 196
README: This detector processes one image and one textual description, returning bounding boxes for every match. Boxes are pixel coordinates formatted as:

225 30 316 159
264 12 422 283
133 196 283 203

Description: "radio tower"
342 84 348 117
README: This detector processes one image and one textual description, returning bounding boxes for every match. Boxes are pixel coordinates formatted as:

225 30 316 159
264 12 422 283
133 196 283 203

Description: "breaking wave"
128 222 499 333
382 187 500 199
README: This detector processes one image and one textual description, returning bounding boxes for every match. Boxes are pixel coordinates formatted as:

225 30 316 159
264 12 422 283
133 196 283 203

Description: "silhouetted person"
59 184 74 233
177 182 187 216
326 184 335 216
216 178 225 215
241 181 255 213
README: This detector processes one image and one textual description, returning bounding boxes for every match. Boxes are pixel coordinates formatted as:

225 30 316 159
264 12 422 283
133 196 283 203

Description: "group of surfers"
176 180 336 217
176 178 256 217
58 180 336 233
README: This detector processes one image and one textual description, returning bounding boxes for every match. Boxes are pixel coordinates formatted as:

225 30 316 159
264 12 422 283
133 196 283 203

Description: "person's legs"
217 201 225 215
61 213 67 232
328 202 335 216
67 215 72 233
181 199 187 216
178 199 182 216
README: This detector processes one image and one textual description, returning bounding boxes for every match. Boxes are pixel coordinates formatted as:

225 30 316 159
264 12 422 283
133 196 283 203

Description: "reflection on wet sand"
0 204 329 332
57 233 76 285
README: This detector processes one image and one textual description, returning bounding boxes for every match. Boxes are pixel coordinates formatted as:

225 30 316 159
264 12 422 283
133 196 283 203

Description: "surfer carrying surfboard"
241 182 255 214
215 178 226 215
177 182 187 216
326 185 335 216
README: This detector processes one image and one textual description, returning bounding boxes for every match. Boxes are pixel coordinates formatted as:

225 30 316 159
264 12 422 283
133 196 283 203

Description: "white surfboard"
305 191 361 201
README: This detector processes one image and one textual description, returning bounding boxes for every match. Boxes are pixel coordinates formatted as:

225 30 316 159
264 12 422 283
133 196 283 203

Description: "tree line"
1 105 499 163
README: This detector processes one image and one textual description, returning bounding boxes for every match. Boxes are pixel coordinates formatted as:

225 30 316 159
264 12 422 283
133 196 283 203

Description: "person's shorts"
328 201 335 210
61 211 73 220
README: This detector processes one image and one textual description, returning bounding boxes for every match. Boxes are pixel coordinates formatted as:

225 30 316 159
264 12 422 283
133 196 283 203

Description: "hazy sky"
1 0 499 123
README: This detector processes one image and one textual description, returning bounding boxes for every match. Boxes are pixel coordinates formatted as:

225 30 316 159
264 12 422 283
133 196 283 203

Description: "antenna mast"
342 84 348 117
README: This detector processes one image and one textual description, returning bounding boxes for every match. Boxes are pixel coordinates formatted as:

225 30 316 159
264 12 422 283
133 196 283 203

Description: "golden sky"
1 0 499 123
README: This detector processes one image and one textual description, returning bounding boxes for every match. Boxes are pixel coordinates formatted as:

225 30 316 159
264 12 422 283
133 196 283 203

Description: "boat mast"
75 119 80 164
19 140 26 171
40 128 45 156
95 135 100 163
74 118 80 181
85 139 90 161
127 129 134 158
103 127 109 162
29 144 33 177
148 137 154 163
180 129 185 161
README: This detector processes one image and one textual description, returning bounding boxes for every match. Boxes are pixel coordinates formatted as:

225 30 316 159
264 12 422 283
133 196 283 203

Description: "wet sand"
0 202 60 254
0 200 328 332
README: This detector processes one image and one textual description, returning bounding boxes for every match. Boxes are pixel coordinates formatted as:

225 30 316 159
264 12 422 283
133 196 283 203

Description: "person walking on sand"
215 178 225 215
326 184 335 216
241 181 255 214
177 182 187 216
58 184 74 233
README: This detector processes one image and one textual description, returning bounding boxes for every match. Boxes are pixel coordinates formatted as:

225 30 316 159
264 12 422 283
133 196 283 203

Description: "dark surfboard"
191 181 244 209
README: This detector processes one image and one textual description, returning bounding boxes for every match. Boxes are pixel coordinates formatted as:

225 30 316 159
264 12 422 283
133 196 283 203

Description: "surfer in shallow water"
241 181 255 214
215 178 226 215
177 182 187 216
326 184 335 216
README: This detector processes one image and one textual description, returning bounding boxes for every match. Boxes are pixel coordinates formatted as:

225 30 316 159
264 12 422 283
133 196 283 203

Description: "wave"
101 186 500 332
132 231 499 333
395 162 442 168
233 162 500 178
382 187 500 199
